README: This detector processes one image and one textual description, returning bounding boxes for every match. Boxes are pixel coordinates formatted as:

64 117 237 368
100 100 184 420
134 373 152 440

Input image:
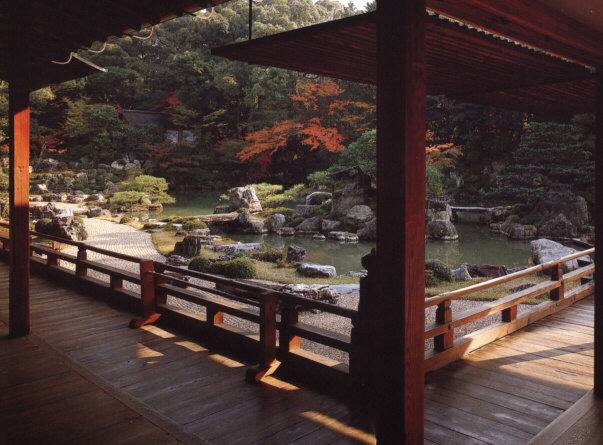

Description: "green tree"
126 175 175 203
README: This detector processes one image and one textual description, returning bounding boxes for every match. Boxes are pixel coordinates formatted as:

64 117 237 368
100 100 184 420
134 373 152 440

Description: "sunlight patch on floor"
301 411 376 444
175 340 208 353
141 325 176 338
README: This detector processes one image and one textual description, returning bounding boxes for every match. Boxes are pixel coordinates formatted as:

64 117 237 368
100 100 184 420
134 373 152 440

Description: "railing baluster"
246 291 279 383
207 307 224 326
279 301 300 358
75 246 87 277
130 259 161 328
502 305 517 322
434 300 453 351
550 263 564 301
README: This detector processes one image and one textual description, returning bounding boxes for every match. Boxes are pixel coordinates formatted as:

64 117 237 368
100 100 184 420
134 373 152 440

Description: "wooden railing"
0 222 355 382
423 248 595 371
0 221 595 381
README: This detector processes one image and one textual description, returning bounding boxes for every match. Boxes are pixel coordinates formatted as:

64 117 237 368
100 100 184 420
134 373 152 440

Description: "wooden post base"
129 313 161 329
245 360 281 384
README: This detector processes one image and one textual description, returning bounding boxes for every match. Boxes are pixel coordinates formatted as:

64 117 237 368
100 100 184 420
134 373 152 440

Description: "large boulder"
531 238 590 273
103 181 119 195
321 219 341 232
357 218 376 241
174 236 203 257
334 183 365 214
31 202 59 219
88 206 102 218
286 245 306 263
464 263 507 278
277 227 295 236
37 158 59 172
296 217 322 232
269 213 286 232
451 264 472 281
75 172 88 184
490 215 537 240
88 193 104 203
426 220 459 241
229 186 262 213
214 242 263 255
305 191 332 205
35 215 87 241
538 213 577 239
293 204 316 218
244 219 268 234
297 262 337 278
530 191 589 228
344 205 374 228
281 284 338 304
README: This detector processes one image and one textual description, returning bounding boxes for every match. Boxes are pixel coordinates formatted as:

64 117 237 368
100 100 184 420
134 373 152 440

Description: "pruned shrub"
182 220 208 231
425 260 452 282
425 269 439 287
222 257 257 279
119 216 132 224
189 256 212 273
250 246 284 263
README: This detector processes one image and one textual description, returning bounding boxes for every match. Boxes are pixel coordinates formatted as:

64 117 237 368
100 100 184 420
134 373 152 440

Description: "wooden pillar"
375 0 426 441
8 1 31 337
595 70 603 397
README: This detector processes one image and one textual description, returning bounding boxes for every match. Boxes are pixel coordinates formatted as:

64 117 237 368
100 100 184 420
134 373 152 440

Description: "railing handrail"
425 247 594 307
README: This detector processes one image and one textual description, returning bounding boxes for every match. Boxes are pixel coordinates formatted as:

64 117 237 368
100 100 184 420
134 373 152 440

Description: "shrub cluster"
189 256 212 273
119 216 132 224
182 220 208 231
188 256 257 279
250 246 284 263
35 218 53 234
425 260 452 282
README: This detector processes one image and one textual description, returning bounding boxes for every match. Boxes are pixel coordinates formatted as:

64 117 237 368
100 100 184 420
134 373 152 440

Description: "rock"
296 217 322 232
277 227 295 236
464 263 507 278
269 213 286 232
293 205 316 218
490 216 537 240
305 191 332 205
97 163 111 170
510 283 535 293
110 161 124 170
103 181 119 195
357 218 376 241
245 219 268 234
347 270 368 278
297 262 337 278
237 211 250 226
34 183 48 193
335 183 365 214
451 264 472 281
88 193 104 203
327 231 359 242
538 213 577 239
63 177 75 187
531 238 590 273
36 215 88 241
124 162 138 170
530 191 589 228
229 186 262 213
214 242 263 255
426 220 459 241
88 206 102 217
286 245 306 263
344 205 375 228
174 236 203 258
75 172 88 184
190 228 210 236
30 196 43 202
31 202 59 219
45 175 60 189
70 196 85 204
321 219 341 232
75 190 85 196
139 195 152 205
281 284 338 304
166 255 189 266
213 204 231 214
38 158 59 172
313 234 326 240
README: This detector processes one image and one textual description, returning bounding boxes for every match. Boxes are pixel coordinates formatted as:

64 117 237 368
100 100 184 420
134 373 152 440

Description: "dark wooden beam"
595 70 603 397
8 0 31 337
375 0 426 441
427 0 603 67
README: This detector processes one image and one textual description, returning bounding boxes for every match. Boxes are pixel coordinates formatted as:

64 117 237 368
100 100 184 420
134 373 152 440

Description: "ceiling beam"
426 0 603 67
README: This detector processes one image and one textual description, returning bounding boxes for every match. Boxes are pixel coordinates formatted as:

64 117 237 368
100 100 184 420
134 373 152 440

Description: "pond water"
161 193 535 274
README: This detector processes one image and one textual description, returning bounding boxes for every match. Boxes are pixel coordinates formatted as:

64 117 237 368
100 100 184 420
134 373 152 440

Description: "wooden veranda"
1 0 603 444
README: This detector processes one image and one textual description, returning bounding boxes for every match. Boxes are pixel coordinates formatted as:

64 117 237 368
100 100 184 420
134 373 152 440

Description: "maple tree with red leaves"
237 81 369 176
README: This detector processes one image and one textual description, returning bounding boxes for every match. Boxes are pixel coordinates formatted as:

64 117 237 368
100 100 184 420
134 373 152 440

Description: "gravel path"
55 212 534 366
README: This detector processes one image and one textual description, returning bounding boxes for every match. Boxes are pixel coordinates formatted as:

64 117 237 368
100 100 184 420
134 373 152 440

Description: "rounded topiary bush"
425 260 452 282
120 216 132 224
188 256 212 273
425 269 439 287
222 258 257 279
209 261 227 276
250 246 284 263
183 220 208 231
35 218 53 234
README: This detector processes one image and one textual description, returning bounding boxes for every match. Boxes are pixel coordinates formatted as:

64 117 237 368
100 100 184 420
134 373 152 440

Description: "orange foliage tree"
426 130 463 171
237 81 370 175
